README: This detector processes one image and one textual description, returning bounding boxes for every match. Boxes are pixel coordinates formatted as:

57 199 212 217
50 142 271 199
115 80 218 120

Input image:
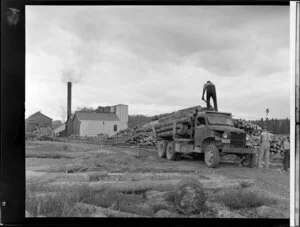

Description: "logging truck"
152 111 255 168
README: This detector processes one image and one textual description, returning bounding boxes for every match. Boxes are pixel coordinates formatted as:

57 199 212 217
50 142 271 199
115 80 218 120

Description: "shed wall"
72 116 81 136
26 114 52 132
112 105 128 130
79 120 122 137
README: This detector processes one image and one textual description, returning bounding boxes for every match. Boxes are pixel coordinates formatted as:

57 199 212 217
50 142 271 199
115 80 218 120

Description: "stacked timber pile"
25 133 38 140
107 129 135 143
233 119 262 136
126 131 157 146
153 106 204 139
270 136 284 156
123 106 204 145
25 132 59 141
136 106 204 139
248 134 284 158
249 135 260 151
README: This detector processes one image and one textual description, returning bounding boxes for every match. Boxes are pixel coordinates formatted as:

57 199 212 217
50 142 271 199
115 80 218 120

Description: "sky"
26 5 290 121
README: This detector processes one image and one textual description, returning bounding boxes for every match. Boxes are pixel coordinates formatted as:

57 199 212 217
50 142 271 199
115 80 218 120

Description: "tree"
77 106 95 112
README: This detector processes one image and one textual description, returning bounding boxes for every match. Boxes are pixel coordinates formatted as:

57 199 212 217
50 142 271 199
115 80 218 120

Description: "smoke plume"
61 68 82 84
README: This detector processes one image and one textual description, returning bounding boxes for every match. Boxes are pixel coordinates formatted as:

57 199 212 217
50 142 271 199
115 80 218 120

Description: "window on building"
114 125 117 132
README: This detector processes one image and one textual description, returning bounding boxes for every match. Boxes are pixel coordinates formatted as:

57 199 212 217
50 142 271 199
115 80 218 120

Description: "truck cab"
192 111 255 167
156 111 255 168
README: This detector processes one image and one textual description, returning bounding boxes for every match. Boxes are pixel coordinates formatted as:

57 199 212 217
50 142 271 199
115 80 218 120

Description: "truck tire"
204 143 220 168
166 141 176 160
157 140 168 158
242 154 255 168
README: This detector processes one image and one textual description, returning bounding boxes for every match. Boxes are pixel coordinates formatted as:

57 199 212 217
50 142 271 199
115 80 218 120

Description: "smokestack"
67 82 72 120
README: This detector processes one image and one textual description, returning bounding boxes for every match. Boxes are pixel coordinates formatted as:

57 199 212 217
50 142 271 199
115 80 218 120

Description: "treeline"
250 118 290 134
128 115 151 129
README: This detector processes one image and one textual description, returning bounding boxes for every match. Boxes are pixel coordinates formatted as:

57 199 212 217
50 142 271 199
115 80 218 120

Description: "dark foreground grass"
26 151 74 159
215 187 277 210
26 182 154 217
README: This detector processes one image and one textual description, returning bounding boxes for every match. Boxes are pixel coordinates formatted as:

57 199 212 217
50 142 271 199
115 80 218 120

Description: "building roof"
75 112 120 121
26 111 52 121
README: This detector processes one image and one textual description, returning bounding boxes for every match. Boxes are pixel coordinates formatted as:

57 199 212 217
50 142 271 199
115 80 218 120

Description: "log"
150 106 203 122
48 179 254 193
156 131 190 138
158 106 203 122
158 116 192 126
137 113 194 133
155 124 184 133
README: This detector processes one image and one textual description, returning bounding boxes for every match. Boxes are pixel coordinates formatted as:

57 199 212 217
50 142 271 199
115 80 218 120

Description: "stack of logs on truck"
137 106 256 168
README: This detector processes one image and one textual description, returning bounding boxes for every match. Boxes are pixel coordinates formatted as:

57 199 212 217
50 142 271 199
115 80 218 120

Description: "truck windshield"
207 114 234 126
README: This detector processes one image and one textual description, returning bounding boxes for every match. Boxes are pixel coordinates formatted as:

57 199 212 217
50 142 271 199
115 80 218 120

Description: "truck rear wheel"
166 141 176 160
157 140 168 158
204 143 220 168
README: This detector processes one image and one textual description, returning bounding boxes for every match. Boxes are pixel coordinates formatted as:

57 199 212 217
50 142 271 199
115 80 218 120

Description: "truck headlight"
222 132 228 139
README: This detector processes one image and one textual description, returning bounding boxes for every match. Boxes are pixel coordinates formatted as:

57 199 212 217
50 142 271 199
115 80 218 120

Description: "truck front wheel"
157 140 168 158
166 141 176 160
204 143 220 168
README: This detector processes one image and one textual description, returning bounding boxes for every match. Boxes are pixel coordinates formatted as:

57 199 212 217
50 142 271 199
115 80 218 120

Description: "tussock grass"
26 182 153 217
240 181 253 189
164 191 176 203
26 183 94 217
215 187 277 210
151 203 170 213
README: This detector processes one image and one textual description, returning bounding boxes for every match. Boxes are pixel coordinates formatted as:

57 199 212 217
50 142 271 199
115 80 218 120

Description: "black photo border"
0 0 291 226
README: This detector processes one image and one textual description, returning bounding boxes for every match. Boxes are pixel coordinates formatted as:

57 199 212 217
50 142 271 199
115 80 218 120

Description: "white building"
71 104 128 137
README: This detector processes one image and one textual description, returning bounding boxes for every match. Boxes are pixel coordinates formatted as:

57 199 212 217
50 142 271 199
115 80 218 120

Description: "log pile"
107 128 134 142
125 106 204 143
126 132 157 146
234 119 286 157
138 106 204 140
270 142 283 155
138 106 204 134
233 119 262 136
25 133 59 141
248 132 284 158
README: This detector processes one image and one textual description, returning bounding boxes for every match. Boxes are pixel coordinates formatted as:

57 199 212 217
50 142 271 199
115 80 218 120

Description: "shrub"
215 188 277 210
164 191 176 203
240 181 252 188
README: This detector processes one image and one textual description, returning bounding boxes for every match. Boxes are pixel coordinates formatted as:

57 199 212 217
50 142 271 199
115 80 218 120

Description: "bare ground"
26 140 289 218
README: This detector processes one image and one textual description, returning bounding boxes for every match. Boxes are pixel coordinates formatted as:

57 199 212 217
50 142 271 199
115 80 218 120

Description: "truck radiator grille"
230 133 246 147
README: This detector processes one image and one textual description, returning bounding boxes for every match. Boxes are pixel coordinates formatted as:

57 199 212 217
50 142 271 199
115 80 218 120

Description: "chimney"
67 82 72 120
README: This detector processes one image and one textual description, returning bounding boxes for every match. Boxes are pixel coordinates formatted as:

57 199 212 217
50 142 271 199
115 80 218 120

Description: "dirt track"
26 140 289 218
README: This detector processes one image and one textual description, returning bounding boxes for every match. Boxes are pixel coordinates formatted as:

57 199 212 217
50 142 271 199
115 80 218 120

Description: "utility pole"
290 2 300 226
266 108 269 131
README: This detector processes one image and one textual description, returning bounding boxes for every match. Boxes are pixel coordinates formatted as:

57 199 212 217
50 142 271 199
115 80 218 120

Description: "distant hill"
128 115 151 129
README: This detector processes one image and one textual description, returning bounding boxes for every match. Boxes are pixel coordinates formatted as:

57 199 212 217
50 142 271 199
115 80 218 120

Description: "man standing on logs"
202 81 218 111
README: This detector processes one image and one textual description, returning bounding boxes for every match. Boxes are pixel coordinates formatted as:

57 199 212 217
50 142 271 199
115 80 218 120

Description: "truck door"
194 117 206 147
